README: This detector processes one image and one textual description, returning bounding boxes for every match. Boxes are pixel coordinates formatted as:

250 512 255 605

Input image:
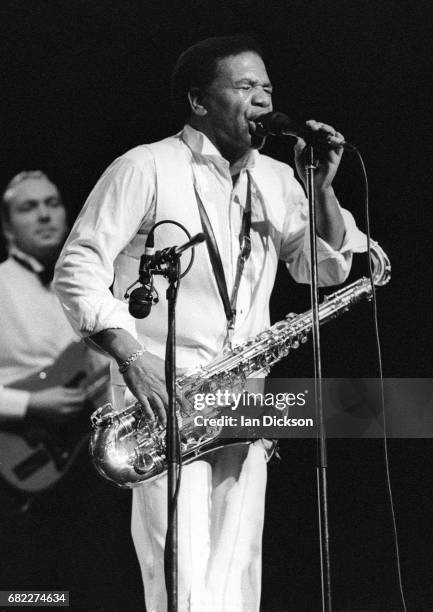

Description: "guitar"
0 342 110 498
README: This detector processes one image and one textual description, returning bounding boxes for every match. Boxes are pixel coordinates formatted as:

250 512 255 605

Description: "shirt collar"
9 245 44 273
181 124 259 176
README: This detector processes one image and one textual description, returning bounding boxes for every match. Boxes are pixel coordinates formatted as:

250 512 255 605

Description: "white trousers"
131 441 268 612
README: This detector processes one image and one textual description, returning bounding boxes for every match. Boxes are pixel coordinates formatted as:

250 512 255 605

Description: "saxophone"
90 242 391 488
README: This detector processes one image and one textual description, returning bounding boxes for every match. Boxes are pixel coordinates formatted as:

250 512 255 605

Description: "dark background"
0 1 431 610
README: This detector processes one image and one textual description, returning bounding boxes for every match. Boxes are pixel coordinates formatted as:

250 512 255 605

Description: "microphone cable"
146 219 196 279
352 146 408 612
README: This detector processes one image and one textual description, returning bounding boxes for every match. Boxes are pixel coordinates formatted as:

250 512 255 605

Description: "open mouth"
248 120 257 134
248 115 270 137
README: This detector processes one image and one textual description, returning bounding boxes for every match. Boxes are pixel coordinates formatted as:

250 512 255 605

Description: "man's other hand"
27 386 86 423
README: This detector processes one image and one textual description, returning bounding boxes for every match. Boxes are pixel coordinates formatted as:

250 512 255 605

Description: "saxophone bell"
90 402 165 487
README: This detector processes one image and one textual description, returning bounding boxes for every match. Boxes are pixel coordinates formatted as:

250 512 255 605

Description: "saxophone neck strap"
196 172 252 346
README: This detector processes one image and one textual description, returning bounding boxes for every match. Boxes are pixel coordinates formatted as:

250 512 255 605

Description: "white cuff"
0 387 30 421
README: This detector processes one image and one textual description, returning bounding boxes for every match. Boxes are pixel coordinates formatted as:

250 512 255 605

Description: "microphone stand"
305 144 332 612
135 232 205 612
165 257 180 612
140 255 181 612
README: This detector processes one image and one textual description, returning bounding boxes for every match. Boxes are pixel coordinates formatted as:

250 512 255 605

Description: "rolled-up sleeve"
278 167 367 286
54 150 156 339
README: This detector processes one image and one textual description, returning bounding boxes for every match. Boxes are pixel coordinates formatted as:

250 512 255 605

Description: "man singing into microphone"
55 35 365 612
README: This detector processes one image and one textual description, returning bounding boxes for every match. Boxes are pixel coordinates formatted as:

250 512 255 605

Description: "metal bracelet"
118 349 145 374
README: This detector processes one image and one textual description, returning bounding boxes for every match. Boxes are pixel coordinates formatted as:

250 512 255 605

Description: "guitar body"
0 342 110 495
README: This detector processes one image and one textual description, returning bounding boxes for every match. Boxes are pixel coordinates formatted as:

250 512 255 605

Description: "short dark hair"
171 35 264 125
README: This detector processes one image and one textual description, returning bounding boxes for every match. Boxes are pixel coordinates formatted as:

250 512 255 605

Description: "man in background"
0 171 85 423
0 171 141 610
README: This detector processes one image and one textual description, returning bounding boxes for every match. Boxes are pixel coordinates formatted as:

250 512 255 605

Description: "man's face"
4 177 67 260
199 51 273 162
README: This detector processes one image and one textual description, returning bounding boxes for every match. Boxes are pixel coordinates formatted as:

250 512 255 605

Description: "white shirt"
0 247 78 419
54 125 367 380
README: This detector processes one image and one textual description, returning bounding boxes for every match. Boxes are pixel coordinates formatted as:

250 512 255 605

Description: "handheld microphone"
254 112 355 151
